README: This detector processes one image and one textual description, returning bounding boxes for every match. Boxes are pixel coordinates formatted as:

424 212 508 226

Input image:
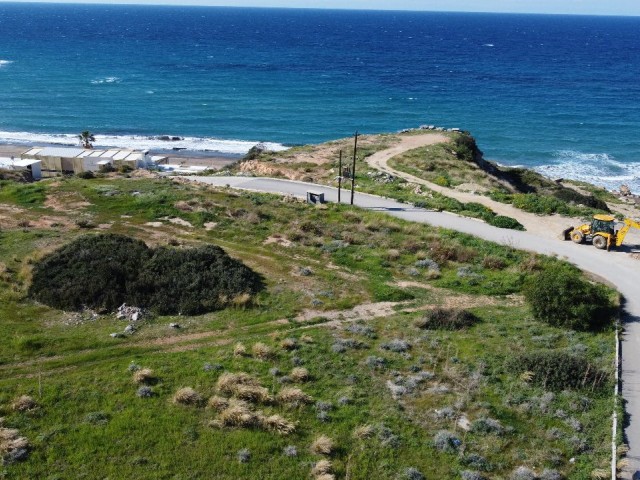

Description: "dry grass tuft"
280 338 298 351
311 459 333 476
207 395 230 412
277 387 313 407
290 367 310 383
132 368 155 385
353 424 375 440
261 414 297 435
11 395 37 412
218 400 260 428
233 385 273 404
315 475 336 480
0 425 29 463
252 342 274 360
233 342 247 357
172 387 202 406
300 334 314 344
216 372 268 403
310 435 335 455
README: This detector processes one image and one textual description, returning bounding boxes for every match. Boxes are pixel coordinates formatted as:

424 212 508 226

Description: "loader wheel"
571 231 584 244
593 235 607 250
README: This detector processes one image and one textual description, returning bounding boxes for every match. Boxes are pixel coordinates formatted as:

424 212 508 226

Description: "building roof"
36 147 86 158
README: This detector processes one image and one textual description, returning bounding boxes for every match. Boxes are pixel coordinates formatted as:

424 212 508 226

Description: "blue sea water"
0 4 639 190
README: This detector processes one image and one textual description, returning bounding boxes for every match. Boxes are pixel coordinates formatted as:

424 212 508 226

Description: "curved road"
184 175 640 477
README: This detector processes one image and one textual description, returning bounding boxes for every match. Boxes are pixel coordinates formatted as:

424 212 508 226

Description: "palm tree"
79 131 95 149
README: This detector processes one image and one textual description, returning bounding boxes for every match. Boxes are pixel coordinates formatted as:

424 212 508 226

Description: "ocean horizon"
0 3 639 191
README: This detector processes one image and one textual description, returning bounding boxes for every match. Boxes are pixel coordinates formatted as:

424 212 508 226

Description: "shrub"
76 171 95 180
172 387 202 406
136 386 154 398
310 435 334 455
277 387 313 407
283 445 298 457
132 368 155 385
470 418 504 436
523 263 616 331
233 343 247 357
461 472 485 480
131 244 264 315
217 372 262 395
433 430 461 453
290 367 310 382
402 467 425 480
509 350 609 391
237 448 251 463
251 342 273 360
486 215 524 230
0 426 30 465
312 459 333 476
280 338 298 350
353 424 375 440
11 395 36 412
416 308 479 330
29 234 264 315
261 414 296 435
207 396 229 412
381 339 411 352
511 466 536 480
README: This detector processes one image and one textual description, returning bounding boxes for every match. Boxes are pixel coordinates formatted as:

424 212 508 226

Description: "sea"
0 3 639 192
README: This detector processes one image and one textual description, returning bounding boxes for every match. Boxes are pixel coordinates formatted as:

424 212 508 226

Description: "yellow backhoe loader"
562 214 640 250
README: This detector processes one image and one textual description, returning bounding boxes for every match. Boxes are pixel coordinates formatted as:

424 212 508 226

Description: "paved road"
185 175 640 476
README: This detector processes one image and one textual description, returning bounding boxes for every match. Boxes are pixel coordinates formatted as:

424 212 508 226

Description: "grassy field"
0 174 620 479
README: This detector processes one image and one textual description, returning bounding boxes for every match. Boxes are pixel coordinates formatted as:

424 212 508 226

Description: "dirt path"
365 134 585 238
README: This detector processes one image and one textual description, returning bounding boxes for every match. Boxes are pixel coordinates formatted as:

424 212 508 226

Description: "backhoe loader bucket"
561 226 574 240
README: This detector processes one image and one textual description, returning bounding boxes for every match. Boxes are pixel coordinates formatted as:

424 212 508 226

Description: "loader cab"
591 214 615 235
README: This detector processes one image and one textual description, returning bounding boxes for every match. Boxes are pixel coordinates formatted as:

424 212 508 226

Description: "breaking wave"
535 150 640 194
0 130 288 155
0 60 13 67
90 76 121 84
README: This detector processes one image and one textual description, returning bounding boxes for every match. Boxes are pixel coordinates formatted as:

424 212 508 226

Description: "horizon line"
2 1 639 18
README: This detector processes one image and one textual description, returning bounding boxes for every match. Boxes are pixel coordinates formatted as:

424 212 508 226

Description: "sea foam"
0 60 13 66
0 130 288 155
535 150 640 194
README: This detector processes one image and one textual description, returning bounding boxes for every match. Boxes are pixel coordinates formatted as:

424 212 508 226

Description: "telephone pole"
350 131 358 205
337 150 342 203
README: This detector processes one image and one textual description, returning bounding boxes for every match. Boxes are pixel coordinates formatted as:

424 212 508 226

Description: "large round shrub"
523 263 615 331
29 234 263 315
29 234 151 312
130 245 263 315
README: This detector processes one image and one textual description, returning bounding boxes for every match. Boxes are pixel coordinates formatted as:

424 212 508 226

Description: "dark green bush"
523 263 616 331
552 188 610 212
29 234 151 312
509 350 609 391
76 171 95 179
453 134 481 163
415 308 479 330
130 245 264 315
486 215 524 230
29 234 263 315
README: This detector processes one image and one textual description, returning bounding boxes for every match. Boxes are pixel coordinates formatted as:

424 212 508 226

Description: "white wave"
0 60 13 67
534 150 640 194
0 130 288 155
91 76 121 85
483 43 494 47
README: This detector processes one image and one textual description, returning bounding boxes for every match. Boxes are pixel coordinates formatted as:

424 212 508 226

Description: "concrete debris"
169 323 181 329
116 304 147 323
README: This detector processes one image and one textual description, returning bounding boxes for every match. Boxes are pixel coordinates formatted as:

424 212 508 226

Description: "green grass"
0 175 619 478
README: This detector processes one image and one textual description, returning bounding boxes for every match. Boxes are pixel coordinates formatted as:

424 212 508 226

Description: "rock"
456 415 471 431
620 184 631 196
171 136 183 141
170 323 181 329
124 325 135 334
157 135 171 141
109 332 123 338
131 312 139 322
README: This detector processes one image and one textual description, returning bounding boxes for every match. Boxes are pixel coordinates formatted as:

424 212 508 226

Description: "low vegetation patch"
524 263 616 331
29 233 264 315
509 350 609 391
415 308 479 330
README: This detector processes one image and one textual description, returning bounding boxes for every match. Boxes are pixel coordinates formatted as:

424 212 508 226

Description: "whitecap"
91 76 121 85
534 150 640 194
0 130 288 155
0 60 13 67
483 43 494 47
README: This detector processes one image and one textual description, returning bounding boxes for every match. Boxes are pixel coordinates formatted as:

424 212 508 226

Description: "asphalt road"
185 175 640 476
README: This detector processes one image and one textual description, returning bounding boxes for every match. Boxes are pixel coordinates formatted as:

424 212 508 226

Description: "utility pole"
337 150 342 204
350 131 358 205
